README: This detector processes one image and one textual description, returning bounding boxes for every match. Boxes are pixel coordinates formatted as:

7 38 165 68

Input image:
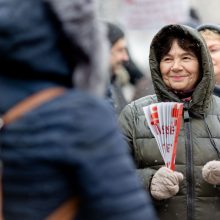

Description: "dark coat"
214 86 220 97
0 0 157 219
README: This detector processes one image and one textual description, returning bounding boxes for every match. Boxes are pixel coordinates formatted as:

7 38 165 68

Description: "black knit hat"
105 22 125 46
197 23 220 34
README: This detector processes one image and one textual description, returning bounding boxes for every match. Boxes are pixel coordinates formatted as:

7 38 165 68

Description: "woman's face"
160 40 200 92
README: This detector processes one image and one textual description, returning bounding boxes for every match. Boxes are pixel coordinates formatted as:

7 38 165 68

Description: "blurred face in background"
200 30 220 85
160 40 200 92
110 38 129 73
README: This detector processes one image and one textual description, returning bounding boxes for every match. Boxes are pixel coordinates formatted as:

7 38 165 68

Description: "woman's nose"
171 60 182 71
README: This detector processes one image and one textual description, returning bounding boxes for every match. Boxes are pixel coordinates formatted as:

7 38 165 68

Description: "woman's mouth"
170 76 185 81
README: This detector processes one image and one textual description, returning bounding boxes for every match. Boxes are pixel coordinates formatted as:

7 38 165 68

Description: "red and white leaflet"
143 102 183 170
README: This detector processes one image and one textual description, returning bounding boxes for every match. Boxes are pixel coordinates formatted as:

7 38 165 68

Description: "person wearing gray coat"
119 24 220 220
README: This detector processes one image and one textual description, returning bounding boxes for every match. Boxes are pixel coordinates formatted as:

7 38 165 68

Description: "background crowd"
1 0 220 220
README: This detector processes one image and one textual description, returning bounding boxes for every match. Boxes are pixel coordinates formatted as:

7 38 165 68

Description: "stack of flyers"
143 102 183 170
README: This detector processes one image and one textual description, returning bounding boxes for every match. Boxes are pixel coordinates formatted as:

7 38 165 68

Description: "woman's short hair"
153 26 202 65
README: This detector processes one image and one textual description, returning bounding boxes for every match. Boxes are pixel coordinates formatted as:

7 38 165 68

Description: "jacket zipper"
184 108 194 220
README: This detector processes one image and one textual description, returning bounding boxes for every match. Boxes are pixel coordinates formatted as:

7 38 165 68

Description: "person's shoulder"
62 89 112 110
130 94 157 111
44 89 117 127
210 94 220 115
67 88 116 125
212 94 220 101
121 94 157 117
213 94 220 106
132 94 157 107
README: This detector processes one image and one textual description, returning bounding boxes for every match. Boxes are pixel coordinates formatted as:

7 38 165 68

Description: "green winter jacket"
119 24 220 220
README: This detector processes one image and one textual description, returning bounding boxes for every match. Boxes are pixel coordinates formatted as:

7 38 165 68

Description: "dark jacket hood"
149 24 215 116
0 0 109 111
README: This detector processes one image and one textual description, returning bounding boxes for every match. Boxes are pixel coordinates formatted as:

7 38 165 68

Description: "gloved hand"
150 167 184 200
202 160 220 185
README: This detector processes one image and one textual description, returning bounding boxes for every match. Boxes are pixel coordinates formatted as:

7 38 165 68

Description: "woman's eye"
210 49 219 53
162 57 172 62
183 56 191 60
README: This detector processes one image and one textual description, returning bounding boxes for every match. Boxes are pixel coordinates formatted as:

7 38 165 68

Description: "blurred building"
191 0 220 23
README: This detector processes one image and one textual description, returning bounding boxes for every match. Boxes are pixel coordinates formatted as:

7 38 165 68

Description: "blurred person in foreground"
0 0 157 219
197 24 220 96
119 24 220 220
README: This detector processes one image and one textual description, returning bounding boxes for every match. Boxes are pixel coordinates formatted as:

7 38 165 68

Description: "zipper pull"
183 109 190 122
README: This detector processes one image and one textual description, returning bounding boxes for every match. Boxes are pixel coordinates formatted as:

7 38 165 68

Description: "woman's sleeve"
118 104 136 156
119 103 157 190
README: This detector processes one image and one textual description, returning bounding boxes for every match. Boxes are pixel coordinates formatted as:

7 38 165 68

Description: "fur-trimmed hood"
149 24 215 116
0 0 109 112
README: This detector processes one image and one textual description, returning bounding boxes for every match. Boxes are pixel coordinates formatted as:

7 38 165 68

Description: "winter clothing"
202 160 220 185
119 24 220 220
150 167 184 200
106 21 125 46
0 0 157 220
214 85 220 96
109 73 128 115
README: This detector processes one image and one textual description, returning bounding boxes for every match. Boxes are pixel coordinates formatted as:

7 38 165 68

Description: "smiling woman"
119 24 220 220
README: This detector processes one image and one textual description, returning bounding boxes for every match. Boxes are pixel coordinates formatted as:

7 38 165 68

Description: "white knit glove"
202 160 220 185
150 167 184 200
